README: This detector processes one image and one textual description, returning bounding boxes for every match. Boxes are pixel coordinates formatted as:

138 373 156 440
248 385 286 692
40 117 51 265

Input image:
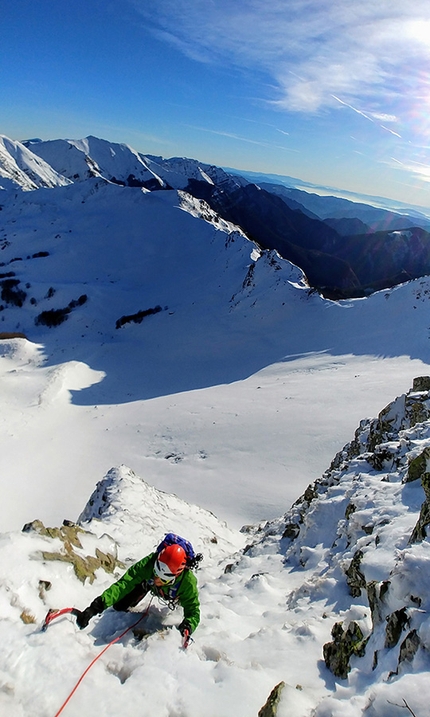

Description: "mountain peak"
0 135 70 190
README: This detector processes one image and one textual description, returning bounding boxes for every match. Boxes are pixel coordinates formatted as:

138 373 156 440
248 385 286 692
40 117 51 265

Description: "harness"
147 572 185 610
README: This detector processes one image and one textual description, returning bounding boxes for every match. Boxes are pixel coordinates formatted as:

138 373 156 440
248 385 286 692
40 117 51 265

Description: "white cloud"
387 156 430 183
185 124 298 152
331 95 402 138
371 113 398 123
130 0 430 118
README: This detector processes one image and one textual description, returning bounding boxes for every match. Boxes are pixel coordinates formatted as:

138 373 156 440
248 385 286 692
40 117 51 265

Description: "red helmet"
154 544 187 583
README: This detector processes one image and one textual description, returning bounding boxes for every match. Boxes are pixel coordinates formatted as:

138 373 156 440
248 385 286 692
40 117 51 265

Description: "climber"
75 537 201 638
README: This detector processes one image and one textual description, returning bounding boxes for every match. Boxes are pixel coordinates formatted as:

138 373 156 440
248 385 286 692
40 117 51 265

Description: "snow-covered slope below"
0 135 71 191
0 172 430 533
1 380 430 717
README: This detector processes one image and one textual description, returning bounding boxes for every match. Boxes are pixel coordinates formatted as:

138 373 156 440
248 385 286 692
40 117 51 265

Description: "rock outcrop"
248 378 430 684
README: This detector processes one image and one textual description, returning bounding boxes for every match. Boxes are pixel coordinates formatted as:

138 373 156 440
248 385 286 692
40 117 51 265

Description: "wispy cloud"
331 95 402 138
130 0 430 122
185 124 299 152
388 156 430 183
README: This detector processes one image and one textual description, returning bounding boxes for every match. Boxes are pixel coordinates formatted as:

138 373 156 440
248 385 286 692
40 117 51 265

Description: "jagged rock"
406 447 430 482
345 550 366 597
22 519 85 548
328 421 364 471
323 621 368 679
258 681 285 717
367 581 384 627
413 376 430 391
409 501 430 543
38 579 51 600
405 380 430 427
409 472 430 543
345 503 356 519
390 629 422 678
385 608 409 648
303 484 317 503
20 610 36 624
336 379 430 459
367 444 397 471
22 518 124 584
282 522 300 540
40 546 123 584
398 629 421 665
293 483 318 507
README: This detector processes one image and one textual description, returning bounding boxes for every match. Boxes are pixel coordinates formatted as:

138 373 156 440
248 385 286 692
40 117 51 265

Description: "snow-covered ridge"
0 135 71 191
23 134 250 191
78 465 244 564
27 135 166 188
24 135 244 191
239 376 430 715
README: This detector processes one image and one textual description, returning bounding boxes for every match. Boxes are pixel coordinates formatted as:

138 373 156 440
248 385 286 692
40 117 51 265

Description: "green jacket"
100 552 200 633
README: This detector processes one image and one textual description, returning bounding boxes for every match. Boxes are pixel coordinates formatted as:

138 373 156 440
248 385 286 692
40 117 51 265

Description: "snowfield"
0 178 429 531
2 379 430 717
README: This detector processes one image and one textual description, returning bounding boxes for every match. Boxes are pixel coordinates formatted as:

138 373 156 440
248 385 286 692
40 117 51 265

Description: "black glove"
177 619 191 637
75 596 105 629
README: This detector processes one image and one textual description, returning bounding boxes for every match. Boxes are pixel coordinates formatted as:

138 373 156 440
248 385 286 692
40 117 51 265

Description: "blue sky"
2 0 430 208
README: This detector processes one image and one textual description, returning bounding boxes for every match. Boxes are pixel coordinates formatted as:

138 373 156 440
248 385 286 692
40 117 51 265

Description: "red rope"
52 598 153 717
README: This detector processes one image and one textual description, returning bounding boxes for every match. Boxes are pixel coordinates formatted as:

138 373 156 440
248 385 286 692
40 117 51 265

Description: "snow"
0 135 430 716
0 177 428 530
0 135 71 190
29 136 164 187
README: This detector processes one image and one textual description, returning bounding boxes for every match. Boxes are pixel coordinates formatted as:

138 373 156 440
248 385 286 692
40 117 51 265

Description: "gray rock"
258 681 285 717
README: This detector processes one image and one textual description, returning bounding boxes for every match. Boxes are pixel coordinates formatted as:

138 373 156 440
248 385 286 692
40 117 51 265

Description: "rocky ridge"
240 377 430 713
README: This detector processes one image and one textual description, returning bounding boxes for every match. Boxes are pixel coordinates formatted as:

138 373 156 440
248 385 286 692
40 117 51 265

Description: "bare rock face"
345 550 366 598
323 622 368 680
258 682 285 717
385 608 409 649
22 518 123 583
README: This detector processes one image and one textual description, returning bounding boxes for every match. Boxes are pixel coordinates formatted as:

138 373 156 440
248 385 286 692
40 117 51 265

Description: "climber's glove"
75 596 105 629
177 619 192 637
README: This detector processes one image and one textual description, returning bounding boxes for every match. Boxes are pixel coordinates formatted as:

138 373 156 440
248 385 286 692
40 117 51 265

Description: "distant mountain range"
1 133 430 298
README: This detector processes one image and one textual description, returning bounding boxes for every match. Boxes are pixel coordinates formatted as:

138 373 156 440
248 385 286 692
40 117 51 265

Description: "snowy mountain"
8 134 430 298
0 158 430 530
1 131 430 715
1 380 430 716
25 135 244 191
0 135 71 191
25 136 166 189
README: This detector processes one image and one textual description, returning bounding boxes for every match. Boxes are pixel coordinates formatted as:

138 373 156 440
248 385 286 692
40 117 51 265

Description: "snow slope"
0 135 71 191
1 380 430 717
0 157 429 531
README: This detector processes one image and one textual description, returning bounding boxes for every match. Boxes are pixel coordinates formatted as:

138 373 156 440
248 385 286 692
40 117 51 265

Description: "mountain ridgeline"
2 133 430 298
